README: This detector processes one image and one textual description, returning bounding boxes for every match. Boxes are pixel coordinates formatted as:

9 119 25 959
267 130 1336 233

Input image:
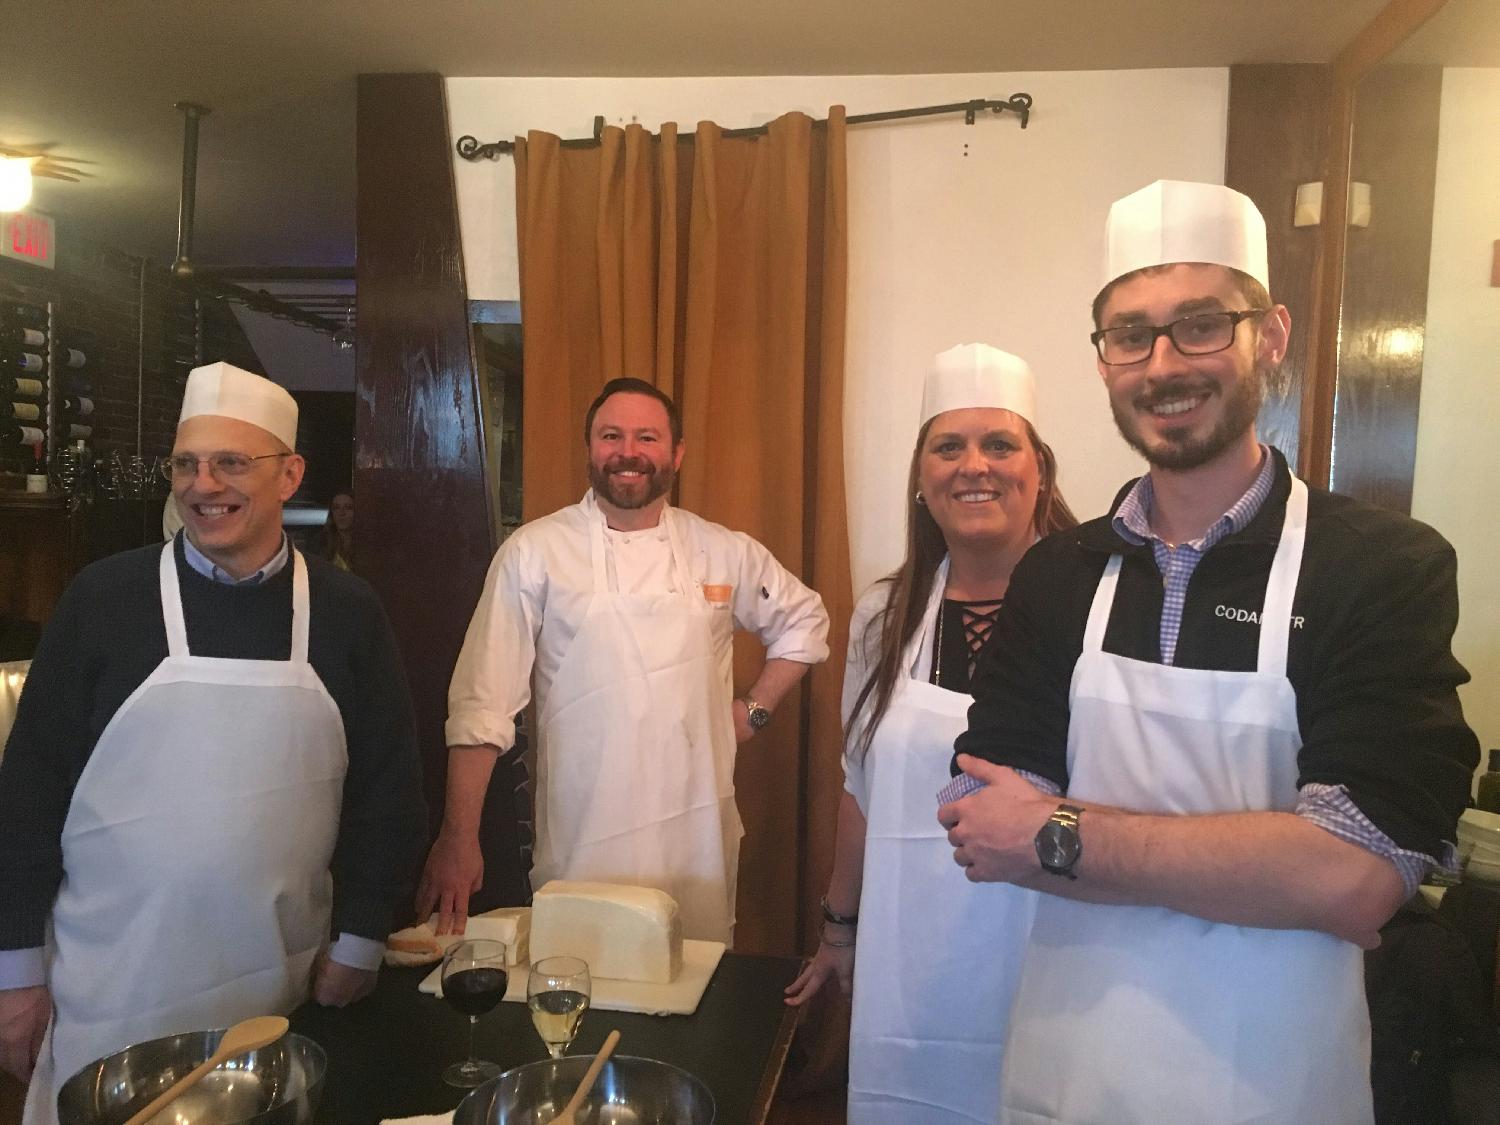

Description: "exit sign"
1 210 55 269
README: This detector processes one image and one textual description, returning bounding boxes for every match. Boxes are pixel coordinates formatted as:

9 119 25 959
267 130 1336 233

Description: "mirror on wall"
1339 0 1500 765
471 308 524 543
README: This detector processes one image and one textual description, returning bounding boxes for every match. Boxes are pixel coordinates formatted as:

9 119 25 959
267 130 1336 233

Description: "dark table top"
291 952 802 1125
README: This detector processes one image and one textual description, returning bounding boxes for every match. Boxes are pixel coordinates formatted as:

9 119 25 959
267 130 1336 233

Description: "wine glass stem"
469 1015 479 1069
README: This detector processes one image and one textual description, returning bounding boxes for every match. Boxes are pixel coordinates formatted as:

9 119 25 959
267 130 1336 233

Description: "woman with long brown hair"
322 491 354 572
785 343 1077 1124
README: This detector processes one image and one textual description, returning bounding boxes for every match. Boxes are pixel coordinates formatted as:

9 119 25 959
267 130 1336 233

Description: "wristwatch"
1034 803 1084 879
741 698 772 731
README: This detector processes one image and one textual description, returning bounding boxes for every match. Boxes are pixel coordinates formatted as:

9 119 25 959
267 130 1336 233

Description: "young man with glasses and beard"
0 363 426 1124
426 378 828 945
938 182 1477 1124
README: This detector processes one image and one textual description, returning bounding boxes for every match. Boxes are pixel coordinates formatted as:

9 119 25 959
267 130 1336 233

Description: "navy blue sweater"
0 537 428 950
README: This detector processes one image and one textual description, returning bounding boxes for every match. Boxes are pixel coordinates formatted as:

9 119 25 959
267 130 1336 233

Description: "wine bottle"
61 395 94 416
1477 750 1500 814
66 423 93 441
0 376 44 398
60 347 87 369
1 420 45 445
0 352 45 374
0 302 46 328
0 325 46 349
6 401 41 421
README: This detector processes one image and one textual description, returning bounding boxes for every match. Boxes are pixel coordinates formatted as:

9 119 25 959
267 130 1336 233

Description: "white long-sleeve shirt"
446 491 830 752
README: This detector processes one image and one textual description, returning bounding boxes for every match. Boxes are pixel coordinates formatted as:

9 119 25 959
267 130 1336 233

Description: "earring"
914 490 926 506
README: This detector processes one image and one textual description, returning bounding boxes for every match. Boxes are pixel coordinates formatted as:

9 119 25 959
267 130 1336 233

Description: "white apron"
529 506 742 944
999 477 1372 1125
849 561 1037 1124
25 545 348 1125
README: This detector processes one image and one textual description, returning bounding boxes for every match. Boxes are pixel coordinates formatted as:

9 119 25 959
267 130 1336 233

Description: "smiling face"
917 407 1041 555
585 392 684 524
1096 263 1288 473
172 414 303 577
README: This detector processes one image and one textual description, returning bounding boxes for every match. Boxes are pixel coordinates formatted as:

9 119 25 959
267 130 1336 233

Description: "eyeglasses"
1091 309 1269 366
160 452 290 481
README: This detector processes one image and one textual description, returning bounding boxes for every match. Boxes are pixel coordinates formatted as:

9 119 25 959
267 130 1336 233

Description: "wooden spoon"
547 1029 621 1125
122 1015 290 1125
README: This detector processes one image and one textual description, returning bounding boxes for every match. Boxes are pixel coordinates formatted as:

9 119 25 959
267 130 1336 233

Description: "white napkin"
380 1114 454 1125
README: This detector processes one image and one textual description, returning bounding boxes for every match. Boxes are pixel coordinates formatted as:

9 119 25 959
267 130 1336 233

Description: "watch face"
1036 821 1081 873
747 705 772 731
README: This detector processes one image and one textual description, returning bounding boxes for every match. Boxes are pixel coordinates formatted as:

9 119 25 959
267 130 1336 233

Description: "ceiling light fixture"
0 156 34 212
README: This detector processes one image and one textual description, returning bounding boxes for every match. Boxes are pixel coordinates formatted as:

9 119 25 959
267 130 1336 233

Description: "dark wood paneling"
355 72 529 911
1329 64 1442 512
1226 64 1333 469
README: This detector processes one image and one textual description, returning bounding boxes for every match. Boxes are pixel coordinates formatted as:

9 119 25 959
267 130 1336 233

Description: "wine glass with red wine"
440 938 509 1087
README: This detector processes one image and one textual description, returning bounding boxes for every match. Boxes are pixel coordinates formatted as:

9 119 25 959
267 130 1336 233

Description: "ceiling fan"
0 142 93 211
0 142 94 184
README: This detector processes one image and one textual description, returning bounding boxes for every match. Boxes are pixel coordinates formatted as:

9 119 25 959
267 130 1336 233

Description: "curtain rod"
455 93 1032 161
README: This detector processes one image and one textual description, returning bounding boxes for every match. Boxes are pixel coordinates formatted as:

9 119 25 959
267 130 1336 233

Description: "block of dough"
529 881 683 984
384 907 531 968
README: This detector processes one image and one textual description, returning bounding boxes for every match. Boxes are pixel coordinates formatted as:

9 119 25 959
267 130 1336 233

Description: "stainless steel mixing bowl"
454 1053 715 1125
56 1028 325 1125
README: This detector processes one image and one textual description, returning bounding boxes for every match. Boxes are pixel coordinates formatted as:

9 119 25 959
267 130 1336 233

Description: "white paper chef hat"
178 362 299 449
1103 180 1269 293
920 343 1036 428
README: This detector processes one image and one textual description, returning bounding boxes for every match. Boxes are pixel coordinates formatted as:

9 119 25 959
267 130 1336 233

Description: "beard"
588 455 676 510
1112 360 1274 472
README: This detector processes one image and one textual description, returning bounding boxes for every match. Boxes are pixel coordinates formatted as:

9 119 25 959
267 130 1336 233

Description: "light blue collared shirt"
180 531 291 585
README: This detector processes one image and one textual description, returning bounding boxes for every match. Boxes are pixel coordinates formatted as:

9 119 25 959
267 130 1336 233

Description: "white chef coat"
446 491 830 755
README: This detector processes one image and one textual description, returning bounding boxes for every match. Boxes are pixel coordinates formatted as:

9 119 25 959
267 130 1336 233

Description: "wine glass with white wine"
527 956 591 1059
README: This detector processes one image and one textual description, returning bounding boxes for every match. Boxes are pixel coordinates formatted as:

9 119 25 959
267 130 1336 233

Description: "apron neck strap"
905 555 950 679
157 541 312 663
1082 555 1124 655
1255 475 1308 678
290 549 310 664
159 542 190 658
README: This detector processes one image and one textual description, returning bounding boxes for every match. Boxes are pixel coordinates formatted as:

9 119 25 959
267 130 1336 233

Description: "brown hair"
582 378 683 446
845 417 1077 761
1091 265 1271 329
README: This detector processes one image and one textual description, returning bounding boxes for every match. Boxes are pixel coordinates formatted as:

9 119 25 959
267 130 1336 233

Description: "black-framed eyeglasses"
160 451 291 481
1091 309 1269 366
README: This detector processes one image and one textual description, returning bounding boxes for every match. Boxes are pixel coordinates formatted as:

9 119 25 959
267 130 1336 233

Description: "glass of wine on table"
440 938 509 1087
528 956 591 1059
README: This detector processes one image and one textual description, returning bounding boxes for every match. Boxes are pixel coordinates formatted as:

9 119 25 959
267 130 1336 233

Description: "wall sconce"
1294 181 1372 228
0 156 34 212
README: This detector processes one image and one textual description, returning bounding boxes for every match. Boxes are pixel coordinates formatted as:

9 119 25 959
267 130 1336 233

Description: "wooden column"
355 72 529 909
1327 64 1442 512
1225 64 1332 470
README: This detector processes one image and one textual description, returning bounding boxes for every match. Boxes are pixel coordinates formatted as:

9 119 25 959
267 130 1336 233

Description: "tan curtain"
514 109 850 956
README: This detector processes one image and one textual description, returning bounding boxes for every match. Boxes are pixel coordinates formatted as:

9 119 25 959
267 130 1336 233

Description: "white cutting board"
419 940 726 1017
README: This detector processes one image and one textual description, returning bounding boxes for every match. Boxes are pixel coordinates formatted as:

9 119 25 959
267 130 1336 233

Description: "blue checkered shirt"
942 446 1445 895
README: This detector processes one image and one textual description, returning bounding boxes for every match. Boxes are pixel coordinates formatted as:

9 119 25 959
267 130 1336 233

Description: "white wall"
1410 67 1500 768
448 70 1228 594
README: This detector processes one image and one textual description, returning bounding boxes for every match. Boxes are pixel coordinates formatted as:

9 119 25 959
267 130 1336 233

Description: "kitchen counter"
291 952 802 1124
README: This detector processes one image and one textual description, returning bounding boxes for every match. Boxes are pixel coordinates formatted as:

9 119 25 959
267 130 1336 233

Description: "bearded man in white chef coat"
421 377 830 944
0 363 426 1124
939 182 1477 1124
